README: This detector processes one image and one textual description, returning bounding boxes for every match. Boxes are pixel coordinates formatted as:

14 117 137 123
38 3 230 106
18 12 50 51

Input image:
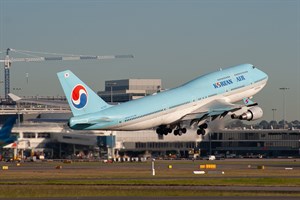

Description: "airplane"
8 93 69 108
0 116 17 146
57 63 268 136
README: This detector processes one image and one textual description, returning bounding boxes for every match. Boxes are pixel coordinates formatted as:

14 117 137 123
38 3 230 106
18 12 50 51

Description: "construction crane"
0 48 133 100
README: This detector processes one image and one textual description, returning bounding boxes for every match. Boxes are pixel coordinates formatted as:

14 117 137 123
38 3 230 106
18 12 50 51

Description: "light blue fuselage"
69 64 268 130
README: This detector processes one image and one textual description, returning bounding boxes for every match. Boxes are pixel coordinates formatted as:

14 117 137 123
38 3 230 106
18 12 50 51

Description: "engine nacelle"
231 106 263 121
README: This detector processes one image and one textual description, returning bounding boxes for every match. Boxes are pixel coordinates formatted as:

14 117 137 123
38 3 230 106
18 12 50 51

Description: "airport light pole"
272 109 277 121
279 87 289 129
209 132 212 156
13 87 22 126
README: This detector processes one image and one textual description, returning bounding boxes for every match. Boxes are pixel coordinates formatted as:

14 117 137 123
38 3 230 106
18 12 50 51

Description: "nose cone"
254 67 268 91
260 70 268 81
254 65 268 82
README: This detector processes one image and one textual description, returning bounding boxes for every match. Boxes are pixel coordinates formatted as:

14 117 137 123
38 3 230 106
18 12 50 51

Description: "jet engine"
231 106 263 121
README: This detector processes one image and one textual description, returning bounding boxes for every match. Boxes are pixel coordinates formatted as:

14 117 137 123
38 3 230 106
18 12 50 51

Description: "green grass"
0 160 300 198
1 177 300 187
0 185 299 198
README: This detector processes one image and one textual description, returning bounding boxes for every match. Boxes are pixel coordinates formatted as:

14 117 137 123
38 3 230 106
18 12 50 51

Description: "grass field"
0 159 299 198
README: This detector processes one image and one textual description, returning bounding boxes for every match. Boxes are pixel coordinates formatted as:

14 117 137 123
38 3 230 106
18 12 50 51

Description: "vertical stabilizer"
57 70 111 116
0 116 17 139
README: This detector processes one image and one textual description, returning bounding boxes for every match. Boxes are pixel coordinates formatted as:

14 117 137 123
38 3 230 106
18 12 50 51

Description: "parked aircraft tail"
57 70 111 116
0 116 17 139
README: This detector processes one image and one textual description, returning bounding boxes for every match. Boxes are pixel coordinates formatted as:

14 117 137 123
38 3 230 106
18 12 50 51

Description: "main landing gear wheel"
156 127 172 136
174 128 187 136
174 129 181 136
197 129 206 135
197 123 208 135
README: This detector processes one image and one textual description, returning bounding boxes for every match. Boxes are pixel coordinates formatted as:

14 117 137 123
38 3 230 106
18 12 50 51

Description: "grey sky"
0 0 299 121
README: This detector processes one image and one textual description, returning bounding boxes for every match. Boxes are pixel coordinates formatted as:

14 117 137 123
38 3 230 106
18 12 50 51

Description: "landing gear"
199 123 208 129
173 127 187 136
197 128 206 135
174 129 181 136
156 126 172 136
197 123 208 135
156 125 187 136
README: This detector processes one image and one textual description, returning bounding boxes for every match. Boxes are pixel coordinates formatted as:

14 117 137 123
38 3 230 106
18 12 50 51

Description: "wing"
180 98 252 123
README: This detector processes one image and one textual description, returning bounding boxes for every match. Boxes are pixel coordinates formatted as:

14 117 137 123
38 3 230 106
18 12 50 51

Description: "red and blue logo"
71 84 88 109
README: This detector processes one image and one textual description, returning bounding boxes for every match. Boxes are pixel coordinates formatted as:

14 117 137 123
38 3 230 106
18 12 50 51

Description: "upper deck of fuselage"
183 63 268 88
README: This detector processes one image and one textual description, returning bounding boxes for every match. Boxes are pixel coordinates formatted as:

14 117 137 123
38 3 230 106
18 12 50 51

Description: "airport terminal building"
4 123 300 160
97 78 162 102
202 129 300 157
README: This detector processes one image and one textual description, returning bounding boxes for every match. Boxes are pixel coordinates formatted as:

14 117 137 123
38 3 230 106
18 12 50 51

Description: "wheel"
199 123 208 129
156 128 165 135
197 129 205 135
174 129 179 135
156 128 162 135
163 129 168 135
201 129 206 135
197 129 202 135
181 128 187 134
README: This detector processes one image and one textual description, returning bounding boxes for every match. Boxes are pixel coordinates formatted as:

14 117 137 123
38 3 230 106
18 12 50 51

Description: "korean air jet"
57 64 268 136
0 116 17 146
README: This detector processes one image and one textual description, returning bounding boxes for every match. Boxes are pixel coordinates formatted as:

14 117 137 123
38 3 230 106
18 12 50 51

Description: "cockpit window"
252 65 256 69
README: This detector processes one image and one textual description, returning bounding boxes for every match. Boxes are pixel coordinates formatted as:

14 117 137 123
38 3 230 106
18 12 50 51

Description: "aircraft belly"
119 116 164 130
163 106 196 124
227 81 266 103
119 107 194 130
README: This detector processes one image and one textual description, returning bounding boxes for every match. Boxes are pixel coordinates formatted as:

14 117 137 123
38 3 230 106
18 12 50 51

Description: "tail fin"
0 116 17 139
57 70 111 116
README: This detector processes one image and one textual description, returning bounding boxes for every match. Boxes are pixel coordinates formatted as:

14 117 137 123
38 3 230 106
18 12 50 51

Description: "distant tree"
258 120 269 129
234 120 245 127
291 120 300 129
269 120 278 129
278 120 285 129
227 120 245 129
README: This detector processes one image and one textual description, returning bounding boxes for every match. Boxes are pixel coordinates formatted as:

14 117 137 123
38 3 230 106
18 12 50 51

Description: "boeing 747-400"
57 64 268 136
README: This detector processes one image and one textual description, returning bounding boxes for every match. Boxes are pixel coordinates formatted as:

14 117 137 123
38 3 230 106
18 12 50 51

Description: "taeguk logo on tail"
71 84 88 109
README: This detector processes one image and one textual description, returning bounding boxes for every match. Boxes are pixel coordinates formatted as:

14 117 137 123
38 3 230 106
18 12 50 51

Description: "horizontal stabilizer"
243 97 258 107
